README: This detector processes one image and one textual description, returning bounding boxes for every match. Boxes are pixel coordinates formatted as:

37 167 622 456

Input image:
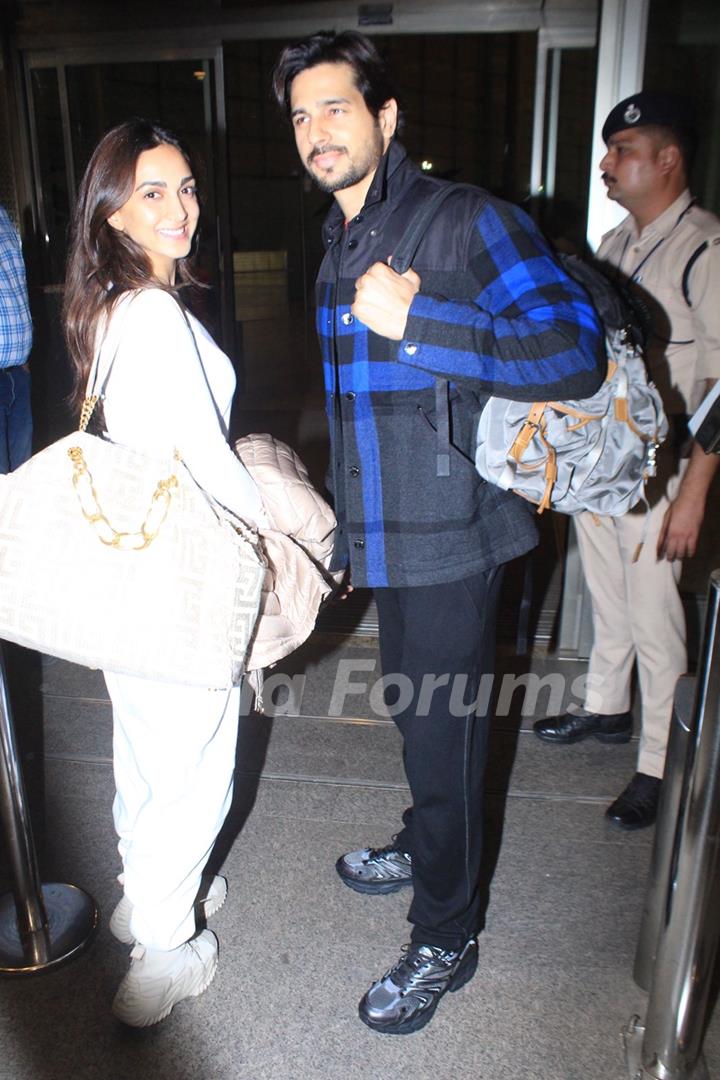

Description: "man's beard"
306 123 384 195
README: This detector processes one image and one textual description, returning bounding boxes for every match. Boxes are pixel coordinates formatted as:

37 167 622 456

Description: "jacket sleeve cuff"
397 292 451 367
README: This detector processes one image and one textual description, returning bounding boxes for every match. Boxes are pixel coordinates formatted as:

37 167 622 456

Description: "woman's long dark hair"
64 118 202 411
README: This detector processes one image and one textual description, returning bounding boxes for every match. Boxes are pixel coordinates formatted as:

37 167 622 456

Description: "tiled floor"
1 623 717 1080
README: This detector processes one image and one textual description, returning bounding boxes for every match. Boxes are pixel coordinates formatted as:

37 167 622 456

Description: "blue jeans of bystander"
0 365 32 473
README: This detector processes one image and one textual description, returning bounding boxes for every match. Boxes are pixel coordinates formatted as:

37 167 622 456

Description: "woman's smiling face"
107 143 199 284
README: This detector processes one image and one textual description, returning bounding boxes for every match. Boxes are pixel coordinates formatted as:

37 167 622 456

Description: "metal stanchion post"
633 676 695 991
0 645 98 973
624 569 720 1080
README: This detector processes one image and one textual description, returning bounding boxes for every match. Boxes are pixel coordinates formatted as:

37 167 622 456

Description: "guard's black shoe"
606 772 661 830
359 938 478 1035
336 839 412 895
533 710 633 744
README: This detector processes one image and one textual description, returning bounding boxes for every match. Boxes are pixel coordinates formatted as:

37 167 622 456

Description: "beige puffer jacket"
235 432 342 675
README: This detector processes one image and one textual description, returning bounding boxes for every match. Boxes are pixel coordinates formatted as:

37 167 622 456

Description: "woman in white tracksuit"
63 120 264 1027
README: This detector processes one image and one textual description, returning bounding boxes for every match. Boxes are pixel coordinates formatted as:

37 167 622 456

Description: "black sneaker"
336 839 412 895
359 939 478 1035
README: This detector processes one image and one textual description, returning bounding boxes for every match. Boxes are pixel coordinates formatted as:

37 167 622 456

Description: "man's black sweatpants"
374 565 504 951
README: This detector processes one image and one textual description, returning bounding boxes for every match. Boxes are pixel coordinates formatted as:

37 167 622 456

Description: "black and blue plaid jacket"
317 142 605 588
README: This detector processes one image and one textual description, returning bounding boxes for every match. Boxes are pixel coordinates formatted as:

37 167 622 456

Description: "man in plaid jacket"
272 30 605 1035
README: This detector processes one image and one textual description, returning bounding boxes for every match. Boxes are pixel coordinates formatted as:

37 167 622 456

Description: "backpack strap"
391 183 463 275
391 182 488 475
682 240 708 307
435 378 451 477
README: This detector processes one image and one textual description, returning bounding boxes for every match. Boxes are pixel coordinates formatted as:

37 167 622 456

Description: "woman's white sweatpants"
104 671 241 951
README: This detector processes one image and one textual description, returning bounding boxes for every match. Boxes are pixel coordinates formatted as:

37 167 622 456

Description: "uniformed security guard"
535 92 720 829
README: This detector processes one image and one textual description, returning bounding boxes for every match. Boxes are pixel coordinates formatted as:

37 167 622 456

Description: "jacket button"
349 465 360 477
341 312 354 325
404 343 419 356
345 391 356 401
347 238 358 249
354 214 364 223
353 539 365 550
369 228 377 237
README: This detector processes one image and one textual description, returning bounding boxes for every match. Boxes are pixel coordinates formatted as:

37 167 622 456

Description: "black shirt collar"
323 140 409 241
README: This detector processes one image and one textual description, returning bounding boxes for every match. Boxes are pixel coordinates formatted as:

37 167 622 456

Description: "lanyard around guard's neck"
618 198 696 283
614 199 698 348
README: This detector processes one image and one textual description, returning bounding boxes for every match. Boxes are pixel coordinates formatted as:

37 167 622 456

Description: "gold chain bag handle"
68 384 179 552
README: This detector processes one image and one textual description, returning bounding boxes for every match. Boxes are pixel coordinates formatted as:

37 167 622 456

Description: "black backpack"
555 253 651 352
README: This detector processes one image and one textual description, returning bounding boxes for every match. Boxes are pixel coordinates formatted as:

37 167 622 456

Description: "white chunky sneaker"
112 929 218 1027
109 875 228 945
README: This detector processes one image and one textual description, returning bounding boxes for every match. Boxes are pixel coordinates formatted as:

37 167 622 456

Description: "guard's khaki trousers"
575 468 687 779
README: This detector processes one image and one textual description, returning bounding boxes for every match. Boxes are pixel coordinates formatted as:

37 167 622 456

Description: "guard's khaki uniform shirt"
597 189 720 416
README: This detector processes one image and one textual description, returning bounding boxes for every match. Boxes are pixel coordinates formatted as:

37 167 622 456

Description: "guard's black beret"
602 91 698 144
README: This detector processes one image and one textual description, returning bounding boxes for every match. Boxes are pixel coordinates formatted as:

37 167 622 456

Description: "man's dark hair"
643 124 697 181
271 29 400 120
